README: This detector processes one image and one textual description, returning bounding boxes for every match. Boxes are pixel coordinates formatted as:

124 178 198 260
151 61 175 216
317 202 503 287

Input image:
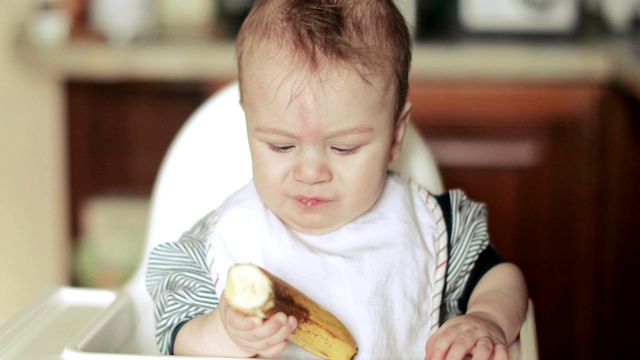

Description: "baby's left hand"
425 312 509 360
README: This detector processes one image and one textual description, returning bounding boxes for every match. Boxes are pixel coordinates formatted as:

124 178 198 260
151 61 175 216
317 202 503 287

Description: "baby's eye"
269 144 295 153
331 146 360 156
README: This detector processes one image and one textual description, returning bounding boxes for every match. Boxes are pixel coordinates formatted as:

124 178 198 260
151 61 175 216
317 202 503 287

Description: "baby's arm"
425 262 528 360
173 295 297 357
145 216 296 358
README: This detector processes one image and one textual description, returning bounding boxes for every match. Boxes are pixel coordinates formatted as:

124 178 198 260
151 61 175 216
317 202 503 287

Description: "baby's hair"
236 0 412 121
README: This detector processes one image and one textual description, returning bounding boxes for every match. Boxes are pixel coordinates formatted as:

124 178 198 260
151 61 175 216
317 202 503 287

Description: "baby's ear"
388 101 411 167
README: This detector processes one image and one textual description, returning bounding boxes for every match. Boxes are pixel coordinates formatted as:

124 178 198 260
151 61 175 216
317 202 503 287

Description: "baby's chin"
279 214 353 236
284 220 343 236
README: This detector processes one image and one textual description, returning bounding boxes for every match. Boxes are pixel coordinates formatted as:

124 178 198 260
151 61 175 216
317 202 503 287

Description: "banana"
224 263 358 360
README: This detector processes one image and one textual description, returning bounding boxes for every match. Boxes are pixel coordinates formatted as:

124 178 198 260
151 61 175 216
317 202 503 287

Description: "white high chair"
0 82 537 359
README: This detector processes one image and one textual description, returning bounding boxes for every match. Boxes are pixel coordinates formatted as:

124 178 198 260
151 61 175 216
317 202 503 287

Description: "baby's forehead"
242 44 393 96
253 68 391 111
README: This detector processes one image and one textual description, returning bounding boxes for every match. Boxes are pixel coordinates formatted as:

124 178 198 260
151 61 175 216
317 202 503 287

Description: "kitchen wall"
0 1 69 324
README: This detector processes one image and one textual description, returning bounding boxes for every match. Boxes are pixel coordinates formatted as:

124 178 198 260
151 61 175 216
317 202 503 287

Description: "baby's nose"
293 152 332 184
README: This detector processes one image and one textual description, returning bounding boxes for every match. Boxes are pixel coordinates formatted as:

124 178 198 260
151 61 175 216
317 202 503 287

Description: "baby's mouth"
302 199 318 207
296 196 327 207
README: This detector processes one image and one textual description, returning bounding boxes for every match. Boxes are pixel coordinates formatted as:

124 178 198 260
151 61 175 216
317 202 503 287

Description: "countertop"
14 34 640 94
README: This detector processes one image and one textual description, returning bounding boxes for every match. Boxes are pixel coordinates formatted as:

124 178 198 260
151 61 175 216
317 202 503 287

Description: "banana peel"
224 263 358 360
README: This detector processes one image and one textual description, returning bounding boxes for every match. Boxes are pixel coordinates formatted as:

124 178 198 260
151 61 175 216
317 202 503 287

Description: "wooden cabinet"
595 85 640 360
409 82 639 359
66 81 213 243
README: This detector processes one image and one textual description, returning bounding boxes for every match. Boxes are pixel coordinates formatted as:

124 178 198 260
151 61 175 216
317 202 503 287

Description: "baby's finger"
425 336 447 359
227 315 285 353
270 314 297 340
245 312 291 342
239 313 295 355
225 307 264 331
470 337 493 360
425 325 460 359
445 330 478 360
258 340 289 358
490 343 509 360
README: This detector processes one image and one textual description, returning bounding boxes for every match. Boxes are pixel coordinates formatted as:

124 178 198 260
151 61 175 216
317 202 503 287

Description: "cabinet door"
409 83 603 360
597 86 640 359
66 81 212 246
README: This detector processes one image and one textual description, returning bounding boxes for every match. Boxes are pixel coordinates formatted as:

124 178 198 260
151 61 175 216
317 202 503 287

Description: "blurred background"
0 0 69 328
1 0 640 359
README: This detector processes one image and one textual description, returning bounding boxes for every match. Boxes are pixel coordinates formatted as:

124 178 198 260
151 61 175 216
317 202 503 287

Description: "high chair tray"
0 287 118 359
0 287 256 359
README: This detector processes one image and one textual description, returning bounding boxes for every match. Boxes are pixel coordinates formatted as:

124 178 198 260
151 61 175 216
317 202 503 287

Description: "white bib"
206 173 448 359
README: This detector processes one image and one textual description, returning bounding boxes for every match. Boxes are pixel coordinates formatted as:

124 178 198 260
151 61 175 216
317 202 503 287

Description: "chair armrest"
508 299 539 360
519 299 539 360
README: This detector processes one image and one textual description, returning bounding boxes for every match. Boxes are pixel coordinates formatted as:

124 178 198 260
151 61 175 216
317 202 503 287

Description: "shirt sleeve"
434 190 505 323
145 211 219 354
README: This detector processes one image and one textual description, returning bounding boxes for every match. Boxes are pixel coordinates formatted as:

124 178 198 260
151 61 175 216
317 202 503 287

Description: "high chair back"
122 82 445 353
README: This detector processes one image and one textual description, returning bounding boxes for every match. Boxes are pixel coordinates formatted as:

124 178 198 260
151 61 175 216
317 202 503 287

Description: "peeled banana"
224 263 358 360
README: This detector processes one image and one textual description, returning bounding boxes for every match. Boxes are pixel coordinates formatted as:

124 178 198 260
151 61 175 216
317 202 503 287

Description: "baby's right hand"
218 295 298 358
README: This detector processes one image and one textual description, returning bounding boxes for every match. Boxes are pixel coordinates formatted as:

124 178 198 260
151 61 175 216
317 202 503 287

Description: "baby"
146 0 528 359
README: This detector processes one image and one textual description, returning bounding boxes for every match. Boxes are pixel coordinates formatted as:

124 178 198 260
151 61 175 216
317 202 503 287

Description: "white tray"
0 287 118 359
0 287 249 359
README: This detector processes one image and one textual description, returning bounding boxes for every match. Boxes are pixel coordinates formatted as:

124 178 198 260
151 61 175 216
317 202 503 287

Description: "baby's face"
241 52 407 235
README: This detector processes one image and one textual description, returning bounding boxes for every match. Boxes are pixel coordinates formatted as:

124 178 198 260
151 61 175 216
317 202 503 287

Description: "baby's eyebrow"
327 127 374 138
254 127 297 137
255 126 374 138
